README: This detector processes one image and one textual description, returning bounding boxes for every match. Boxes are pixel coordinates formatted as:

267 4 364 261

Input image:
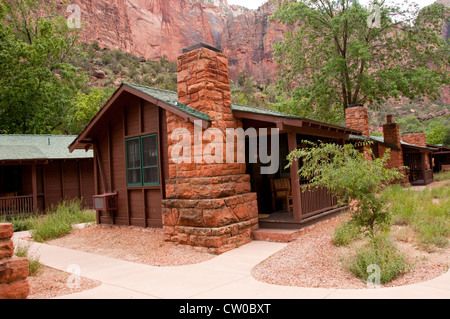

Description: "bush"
31 200 95 242
434 171 450 182
14 242 43 276
332 220 361 246
382 184 449 251
346 237 408 285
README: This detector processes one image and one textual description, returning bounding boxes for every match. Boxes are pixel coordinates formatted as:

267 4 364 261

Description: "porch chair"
270 178 293 212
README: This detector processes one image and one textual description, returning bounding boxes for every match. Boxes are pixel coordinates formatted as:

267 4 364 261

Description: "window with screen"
125 134 159 187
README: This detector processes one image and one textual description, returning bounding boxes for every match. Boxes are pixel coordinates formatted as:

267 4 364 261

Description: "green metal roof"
349 134 436 151
122 83 211 121
0 135 93 161
230 103 303 119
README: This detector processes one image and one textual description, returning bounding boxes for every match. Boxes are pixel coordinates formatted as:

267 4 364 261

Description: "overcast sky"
227 0 439 10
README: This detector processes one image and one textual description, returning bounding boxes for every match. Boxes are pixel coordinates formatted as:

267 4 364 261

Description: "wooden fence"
0 195 34 218
300 185 339 219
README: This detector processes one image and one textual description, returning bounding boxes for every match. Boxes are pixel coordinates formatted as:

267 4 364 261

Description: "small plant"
14 242 43 276
332 220 361 246
345 236 408 285
434 171 450 182
31 199 96 242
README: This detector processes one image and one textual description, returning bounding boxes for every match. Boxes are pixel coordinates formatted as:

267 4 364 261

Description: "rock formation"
67 0 283 82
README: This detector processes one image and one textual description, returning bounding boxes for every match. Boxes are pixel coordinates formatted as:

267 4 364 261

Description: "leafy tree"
426 122 448 145
0 0 86 134
61 86 115 135
287 141 404 239
271 0 449 124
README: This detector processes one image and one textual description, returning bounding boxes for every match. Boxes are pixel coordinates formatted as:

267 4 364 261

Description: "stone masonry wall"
0 223 29 299
161 45 259 254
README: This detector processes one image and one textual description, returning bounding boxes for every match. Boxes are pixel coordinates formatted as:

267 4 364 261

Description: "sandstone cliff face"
71 0 282 82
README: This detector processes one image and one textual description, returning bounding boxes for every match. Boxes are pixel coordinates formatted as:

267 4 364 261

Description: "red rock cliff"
69 0 283 82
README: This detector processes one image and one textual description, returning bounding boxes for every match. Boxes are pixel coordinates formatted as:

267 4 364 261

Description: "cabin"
428 144 450 173
69 43 362 253
345 105 436 186
0 135 94 217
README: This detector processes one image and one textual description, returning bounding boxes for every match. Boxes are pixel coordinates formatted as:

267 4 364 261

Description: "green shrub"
382 184 449 250
14 242 43 276
31 200 95 242
346 237 408 285
434 171 450 182
332 220 361 246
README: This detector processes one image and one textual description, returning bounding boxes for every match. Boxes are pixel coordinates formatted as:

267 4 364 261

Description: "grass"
334 177 449 283
332 220 361 246
345 236 408 285
381 183 449 251
1 199 96 242
31 200 96 242
433 171 450 182
14 241 43 276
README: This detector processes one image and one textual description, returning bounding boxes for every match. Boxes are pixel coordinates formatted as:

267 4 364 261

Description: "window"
125 134 159 187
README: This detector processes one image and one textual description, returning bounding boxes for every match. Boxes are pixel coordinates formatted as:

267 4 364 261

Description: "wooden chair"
270 178 293 211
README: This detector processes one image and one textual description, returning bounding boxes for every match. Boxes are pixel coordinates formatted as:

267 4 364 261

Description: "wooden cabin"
0 135 94 217
428 144 450 173
69 43 362 253
346 106 436 186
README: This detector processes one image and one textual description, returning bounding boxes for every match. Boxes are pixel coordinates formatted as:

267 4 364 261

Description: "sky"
227 0 439 10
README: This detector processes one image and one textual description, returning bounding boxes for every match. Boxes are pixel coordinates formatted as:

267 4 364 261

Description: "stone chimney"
383 114 401 149
345 104 370 138
176 42 234 129
401 132 427 148
382 114 405 172
161 43 258 254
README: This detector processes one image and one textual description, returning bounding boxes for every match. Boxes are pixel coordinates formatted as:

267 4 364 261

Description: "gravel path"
26 211 448 298
47 225 217 266
252 214 449 289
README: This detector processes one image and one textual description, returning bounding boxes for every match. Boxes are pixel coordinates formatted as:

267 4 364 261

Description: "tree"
287 141 403 239
271 0 450 124
0 0 86 134
287 140 406 283
61 86 115 135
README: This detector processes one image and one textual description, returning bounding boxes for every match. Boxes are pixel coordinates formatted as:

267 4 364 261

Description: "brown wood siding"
62 160 79 200
79 158 94 208
94 97 164 228
44 161 63 209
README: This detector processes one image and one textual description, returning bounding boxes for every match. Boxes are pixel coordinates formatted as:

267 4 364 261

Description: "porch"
403 146 434 186
230 104 360 230
0 194 34 217
257 181 346 230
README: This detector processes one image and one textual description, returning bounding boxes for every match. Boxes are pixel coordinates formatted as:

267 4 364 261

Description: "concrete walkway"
12 232 450 299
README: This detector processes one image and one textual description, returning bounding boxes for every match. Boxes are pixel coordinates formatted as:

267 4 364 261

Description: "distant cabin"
0 135 94 217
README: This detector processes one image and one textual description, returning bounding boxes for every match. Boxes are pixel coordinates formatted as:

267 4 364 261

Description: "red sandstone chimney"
176 42 235 130
161 43 258 254
345 104 370 138
401 132 427 148
383 114 401 148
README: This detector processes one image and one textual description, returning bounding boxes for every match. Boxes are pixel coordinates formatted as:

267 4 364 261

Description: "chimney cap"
182 42 221 54
386 114 393 123
347 103 364 108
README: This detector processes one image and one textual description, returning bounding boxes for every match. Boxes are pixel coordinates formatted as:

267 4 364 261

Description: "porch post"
287 131 302 221
31 163 38 214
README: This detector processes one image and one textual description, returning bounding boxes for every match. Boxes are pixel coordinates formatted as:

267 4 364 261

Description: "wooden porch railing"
0 195 34 217
410 169 434 185
300 184 339 219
